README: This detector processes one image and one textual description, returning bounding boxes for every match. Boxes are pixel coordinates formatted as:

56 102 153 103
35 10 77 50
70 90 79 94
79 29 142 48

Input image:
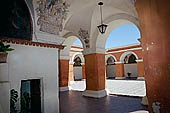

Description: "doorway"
21 79 41 113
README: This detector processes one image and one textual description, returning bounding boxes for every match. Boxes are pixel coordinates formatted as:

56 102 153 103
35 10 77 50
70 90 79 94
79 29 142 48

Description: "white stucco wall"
7 44 59 113
124 64 138 77
106 65 116 78
73 67 82 80
0 82 10 113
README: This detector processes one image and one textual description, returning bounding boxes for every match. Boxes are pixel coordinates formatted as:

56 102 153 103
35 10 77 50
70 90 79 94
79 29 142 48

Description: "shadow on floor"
59 91 148 113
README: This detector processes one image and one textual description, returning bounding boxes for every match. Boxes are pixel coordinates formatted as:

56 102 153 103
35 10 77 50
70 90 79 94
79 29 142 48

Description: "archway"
92 17 145 97
59 34 84 91
121 53 138 78
105 55 117 79
73 56 83 80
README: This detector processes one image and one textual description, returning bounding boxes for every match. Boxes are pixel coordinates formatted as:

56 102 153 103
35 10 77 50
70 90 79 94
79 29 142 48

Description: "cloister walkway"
59 91 148 113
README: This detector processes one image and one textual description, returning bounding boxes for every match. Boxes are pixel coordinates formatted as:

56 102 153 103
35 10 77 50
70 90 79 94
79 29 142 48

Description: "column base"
59 86 69 92
141 96 149 106
137 77 145 80
82 89 107 98
115 77 126 80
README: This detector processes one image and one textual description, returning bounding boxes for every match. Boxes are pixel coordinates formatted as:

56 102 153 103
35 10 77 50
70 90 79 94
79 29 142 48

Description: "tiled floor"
70 79 146 97
59 91 148 113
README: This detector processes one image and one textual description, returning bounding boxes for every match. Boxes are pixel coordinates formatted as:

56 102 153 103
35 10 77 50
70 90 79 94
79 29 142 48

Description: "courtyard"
70 79 146 97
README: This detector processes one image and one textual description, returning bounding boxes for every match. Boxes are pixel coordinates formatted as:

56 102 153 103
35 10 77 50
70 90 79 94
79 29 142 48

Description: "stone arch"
120 51 139 63
93 13 140 53
70 52 85 64
105 54 117 79
60 33 84 59
120 51 138 78
105 54 117 65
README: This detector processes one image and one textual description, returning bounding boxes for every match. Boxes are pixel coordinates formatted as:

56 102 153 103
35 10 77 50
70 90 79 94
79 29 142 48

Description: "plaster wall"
124 64 138 77
106 65 116 78
73 67 82 80
7 44 59 113
0 82 10 113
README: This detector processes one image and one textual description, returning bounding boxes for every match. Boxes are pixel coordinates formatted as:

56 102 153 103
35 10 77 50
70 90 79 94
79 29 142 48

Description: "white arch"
70 52 85 64
105 54 117 65
93 13 140 53
119 51 139 63
60 33 84 59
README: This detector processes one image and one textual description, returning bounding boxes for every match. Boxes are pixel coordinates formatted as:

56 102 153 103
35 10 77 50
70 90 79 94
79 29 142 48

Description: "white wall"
7 44 59 113
0 82 10 113
106 65 116 78
124 64 138 77
73 67 82 80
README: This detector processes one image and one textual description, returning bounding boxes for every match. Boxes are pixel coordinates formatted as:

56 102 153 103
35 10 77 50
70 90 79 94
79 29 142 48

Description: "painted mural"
78 28 90 48
36 0 70 35
0 0 32 40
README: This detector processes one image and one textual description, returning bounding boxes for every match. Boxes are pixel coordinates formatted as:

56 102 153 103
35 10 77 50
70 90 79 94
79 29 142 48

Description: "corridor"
59 91 148 113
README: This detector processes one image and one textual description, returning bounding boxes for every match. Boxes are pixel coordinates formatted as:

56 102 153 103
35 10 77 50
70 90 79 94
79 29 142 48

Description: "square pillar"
136 59 144 78
82 53 107 98
59 59 69 91
82 64 86 79
115 62 124 79
136 0 170 112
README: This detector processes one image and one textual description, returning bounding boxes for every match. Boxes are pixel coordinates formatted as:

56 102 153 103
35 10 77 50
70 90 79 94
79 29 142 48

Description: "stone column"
136 59 144 79
136 0 170 112
82 53 107 98
115 62 124 79
59 59 70 91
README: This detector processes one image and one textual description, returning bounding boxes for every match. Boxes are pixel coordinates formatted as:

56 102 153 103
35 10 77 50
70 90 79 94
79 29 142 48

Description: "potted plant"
0 42 14 63
127 72 131 78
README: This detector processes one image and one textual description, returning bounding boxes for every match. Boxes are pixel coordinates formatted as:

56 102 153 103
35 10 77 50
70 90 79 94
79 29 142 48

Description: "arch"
94 13 140 51
70 52 85 64
120 51 139 63
73 56 82 66
60 33 84 59
105 54 117 65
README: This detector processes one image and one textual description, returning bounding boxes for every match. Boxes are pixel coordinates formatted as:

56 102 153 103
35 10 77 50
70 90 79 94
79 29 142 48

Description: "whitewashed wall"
7 44 59 113
73 67 82 80
124 64 138 77
106 65 116 78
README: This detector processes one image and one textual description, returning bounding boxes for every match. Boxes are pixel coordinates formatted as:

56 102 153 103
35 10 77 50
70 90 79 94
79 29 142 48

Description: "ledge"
0 38 65 49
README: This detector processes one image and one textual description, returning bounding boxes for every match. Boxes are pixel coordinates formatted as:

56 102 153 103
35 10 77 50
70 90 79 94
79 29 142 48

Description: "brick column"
59 59 69 91
136 59 144 79
115 62 124 79
136 0 170 112
82 53 107 98
82 64 86 79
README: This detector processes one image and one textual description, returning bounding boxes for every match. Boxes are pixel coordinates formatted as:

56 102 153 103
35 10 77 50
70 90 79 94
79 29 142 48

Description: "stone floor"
70 79 146 97
59 91 148 113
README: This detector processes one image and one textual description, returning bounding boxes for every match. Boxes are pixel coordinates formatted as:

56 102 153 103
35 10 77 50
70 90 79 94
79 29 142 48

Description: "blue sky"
73 24 140 49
